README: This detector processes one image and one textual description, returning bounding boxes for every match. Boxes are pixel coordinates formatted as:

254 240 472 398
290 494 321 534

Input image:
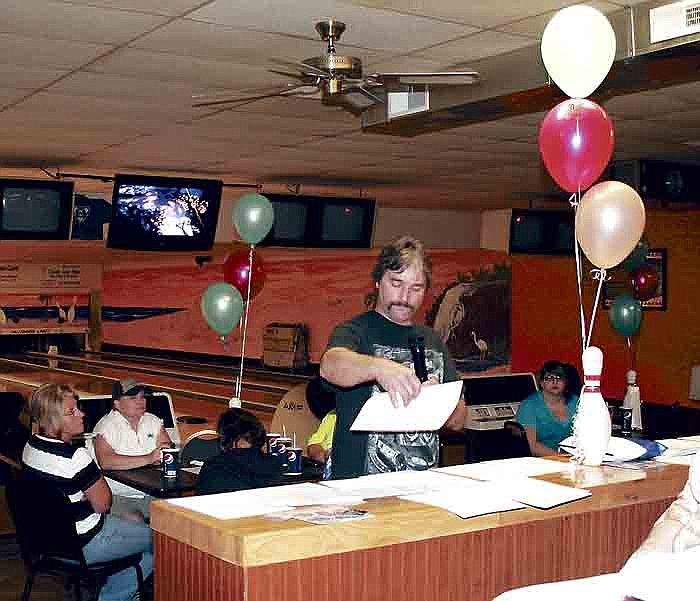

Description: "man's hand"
373 357 423 408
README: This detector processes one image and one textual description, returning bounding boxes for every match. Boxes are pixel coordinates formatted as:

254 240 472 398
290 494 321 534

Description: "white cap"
582 346 603 377
626 369 637 385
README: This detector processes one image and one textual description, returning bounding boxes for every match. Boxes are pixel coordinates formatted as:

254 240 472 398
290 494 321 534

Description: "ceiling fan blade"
192 84 310 108
267 68 313 82
372 70 480 85
269 57 329 77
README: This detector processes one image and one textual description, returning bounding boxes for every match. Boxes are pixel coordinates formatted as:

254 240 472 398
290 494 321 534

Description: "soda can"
285 447 303 475
160 448 180 478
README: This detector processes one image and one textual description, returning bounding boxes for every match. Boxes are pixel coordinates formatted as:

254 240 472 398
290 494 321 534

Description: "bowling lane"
0 354 279 435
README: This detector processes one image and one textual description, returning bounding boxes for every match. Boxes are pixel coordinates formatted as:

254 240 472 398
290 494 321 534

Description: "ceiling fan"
192 19 481 115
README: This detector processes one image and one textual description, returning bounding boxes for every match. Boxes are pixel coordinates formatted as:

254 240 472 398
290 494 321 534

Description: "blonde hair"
29 383 77 438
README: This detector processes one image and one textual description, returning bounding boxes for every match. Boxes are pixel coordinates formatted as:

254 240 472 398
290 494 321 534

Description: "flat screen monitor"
107 174 222 251
0 179 74 240
260 194 375 248
509 209 575 256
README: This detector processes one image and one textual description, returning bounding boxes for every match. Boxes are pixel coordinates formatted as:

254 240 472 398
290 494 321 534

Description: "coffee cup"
160 448 180 478
274 436 292 467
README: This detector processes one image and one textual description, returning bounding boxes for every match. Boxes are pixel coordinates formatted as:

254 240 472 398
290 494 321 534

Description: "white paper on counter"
434 457 568 481
322 469 469 499
350 380 462 432
167 482 364 520
493 477 591 509
401 481 525 519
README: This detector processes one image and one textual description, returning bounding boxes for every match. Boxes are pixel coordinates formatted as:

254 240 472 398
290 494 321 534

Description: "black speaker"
608 160 700 205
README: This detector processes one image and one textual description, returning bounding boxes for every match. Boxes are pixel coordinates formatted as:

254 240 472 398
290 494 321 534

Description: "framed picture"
603 248 667 311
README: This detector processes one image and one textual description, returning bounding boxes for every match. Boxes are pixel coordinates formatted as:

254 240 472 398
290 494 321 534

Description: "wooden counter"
150 462 688 601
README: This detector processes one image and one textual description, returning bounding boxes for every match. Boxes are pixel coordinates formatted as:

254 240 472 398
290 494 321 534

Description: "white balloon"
541 5 616 99
576 181 646 270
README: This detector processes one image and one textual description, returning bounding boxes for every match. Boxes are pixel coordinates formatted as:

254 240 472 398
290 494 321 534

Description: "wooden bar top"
150 461 688 568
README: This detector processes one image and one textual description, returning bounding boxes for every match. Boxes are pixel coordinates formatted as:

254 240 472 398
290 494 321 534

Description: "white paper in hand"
350 380 462 432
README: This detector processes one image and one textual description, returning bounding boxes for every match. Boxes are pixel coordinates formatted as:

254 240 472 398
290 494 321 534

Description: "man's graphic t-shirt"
325 311 458 479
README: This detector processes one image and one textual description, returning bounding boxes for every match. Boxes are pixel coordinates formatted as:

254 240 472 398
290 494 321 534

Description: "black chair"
465 421 531 463
180 429 220 466
7 471 145 601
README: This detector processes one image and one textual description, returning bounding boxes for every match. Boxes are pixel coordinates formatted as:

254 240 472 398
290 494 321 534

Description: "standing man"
320 236 466 479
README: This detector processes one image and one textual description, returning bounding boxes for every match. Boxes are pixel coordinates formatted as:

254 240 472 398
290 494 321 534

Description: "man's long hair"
364 236 432 309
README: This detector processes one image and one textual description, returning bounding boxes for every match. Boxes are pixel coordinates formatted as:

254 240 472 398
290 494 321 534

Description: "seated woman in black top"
0 392 30 482
196 408 286 495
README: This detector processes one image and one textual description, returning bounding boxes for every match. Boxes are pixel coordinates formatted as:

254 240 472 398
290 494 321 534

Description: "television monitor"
107 174 222 251
509 209 575 256
260 194 375 248
0 179 74 240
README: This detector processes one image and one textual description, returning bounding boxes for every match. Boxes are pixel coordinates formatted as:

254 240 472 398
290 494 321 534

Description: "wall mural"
101 248 511 374
426 263 511 375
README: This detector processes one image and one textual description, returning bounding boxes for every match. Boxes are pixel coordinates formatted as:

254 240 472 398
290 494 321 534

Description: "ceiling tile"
189 0 476 52
58 0 209 16
87 47 290 91
0 33 112 71
343 0 577 28
498 1 620 38
414 29 535 64
1 0 169 45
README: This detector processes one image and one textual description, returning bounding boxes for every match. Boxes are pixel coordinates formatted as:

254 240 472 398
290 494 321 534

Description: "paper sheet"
490 477 591 509
167 482 364 520
434 457 568 481
401 481 525 519
322 469 467 499
350 380 462 432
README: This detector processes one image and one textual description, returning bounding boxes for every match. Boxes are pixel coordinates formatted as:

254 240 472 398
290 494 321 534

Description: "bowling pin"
573 346 611 466
623 369 643 431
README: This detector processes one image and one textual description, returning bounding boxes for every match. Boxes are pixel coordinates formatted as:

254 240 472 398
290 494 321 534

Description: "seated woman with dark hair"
516 360 579 457
0 392 30 481
196 408 286 495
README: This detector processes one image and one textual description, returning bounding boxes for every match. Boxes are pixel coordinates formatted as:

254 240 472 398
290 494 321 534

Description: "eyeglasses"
543 375 564 383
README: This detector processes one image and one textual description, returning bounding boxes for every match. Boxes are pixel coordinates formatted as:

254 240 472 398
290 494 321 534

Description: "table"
150 461 689 601
104 466 198 498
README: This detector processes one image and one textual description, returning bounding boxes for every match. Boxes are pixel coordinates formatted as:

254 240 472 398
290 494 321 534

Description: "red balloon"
630 264 659 302
223 251 266 300
538 99 615 193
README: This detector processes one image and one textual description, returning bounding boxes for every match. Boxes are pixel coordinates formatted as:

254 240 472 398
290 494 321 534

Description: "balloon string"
236 245 255 400
586 268 607 349
572 188 587 353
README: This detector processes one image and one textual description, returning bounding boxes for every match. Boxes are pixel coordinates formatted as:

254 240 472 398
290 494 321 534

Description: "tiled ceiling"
0 0 698 210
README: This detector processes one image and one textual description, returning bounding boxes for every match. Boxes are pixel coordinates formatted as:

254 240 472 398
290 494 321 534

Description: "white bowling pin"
0 308 6 326
67 296 77 323
573 346 612 466
56 302 67 323
623 369 643 431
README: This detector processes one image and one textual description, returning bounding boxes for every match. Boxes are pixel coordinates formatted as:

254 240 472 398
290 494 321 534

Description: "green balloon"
233 193 274 245
200 282 243 336
608 293 642 337
621 236 649 272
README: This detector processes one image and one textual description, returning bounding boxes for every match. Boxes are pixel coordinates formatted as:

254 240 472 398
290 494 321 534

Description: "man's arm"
443 399 467 431
320 346 422 406
93 434 162 470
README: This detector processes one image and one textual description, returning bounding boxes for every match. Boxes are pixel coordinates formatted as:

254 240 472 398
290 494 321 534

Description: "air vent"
650 1 700 43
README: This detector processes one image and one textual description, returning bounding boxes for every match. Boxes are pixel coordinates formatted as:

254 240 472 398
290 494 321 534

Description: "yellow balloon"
575 181 646 269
